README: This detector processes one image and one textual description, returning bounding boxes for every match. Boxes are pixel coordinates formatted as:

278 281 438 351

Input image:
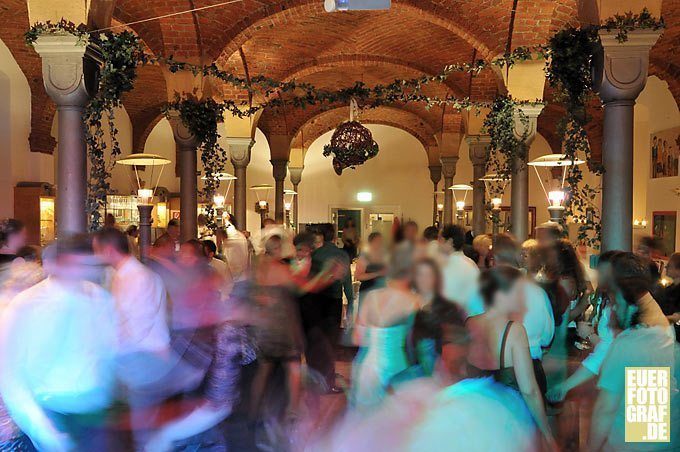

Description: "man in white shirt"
202 239 233 298
94 228 173 448
0 236 119 451
94 228 170 356
440 225 482 317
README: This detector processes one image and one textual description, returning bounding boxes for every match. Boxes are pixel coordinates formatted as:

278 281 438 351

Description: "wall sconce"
633 218 648 229
491 197 502 210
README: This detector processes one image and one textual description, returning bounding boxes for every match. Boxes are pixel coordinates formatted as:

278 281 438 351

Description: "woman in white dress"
349 251 421 411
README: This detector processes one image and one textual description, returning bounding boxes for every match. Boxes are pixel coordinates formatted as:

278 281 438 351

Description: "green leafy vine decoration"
23 8 663 241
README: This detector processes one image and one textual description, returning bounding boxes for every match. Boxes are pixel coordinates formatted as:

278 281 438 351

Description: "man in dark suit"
309 223 353 393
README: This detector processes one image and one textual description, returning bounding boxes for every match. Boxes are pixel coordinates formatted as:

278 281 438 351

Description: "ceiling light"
324 0 391 12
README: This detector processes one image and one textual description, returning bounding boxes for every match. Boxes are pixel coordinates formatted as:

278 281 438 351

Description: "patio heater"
528 153 585 225
116 153 171 261
479 173 509 237
434 190 444 227
449 184 473 225
284 189 297 229
250 184 273 226
202 172 237 227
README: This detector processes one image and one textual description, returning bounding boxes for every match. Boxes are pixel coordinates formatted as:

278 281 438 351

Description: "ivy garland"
483 96 531 182
26 20 148 230
23 8 663 241
163 97 229 230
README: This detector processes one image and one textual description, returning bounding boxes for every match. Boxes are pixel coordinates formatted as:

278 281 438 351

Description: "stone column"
137 204 153 262
228 138 254 231
289 166 304 231
510 104 543 242
593 30 661 252
33 35 100 236
271 159 288 224
440 157 458 225
169 111 199 243
428 165 442 226
467 135 491 236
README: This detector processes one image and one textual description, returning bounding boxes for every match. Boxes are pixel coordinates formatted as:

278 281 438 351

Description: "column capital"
228 137 254 168
466 135 491 166
440 156 458 179
428 165 442 185
32 34 100 107
593 30 662 103
167 110 199 150
289 166 304 186
513 104 544 145
271 158 288 181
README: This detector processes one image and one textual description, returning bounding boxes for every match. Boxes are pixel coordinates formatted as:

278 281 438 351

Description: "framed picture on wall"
652 211 677 256
650 127 680 178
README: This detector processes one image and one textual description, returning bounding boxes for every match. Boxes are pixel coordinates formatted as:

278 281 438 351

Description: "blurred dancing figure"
0 236 119 451
410 258 463 377
466 266 555 448
547 251 622 403
249 234 305 421
310 223 353 393
0 219 27 269
588 252 679 451
440 224 483 317
494 234 554 398
353 232 387 324
350 250 421 411
93 228 172 447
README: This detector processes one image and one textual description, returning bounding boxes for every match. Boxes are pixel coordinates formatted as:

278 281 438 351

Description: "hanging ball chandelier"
323 120 379 175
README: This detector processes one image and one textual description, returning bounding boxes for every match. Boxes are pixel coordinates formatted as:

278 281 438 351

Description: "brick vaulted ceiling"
3 0 680 161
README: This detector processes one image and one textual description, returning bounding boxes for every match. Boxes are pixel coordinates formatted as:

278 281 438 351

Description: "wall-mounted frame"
652 211 677 256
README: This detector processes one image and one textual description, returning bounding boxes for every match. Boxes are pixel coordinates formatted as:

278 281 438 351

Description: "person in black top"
0 219 27 266
309 223 353 392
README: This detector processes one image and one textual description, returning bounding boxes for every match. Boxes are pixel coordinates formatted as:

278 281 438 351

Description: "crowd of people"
0 215 677 451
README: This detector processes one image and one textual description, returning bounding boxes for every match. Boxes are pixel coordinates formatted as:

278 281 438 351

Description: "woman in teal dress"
350 251 419 411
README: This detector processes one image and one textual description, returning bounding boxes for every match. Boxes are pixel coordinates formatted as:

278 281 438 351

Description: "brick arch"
113 0 202 61
281 54 473 99
255 60 453 143
207 1 502 66
291 105 437 156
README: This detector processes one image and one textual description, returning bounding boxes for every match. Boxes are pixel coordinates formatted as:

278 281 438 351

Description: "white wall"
0 38 54 218
635 76 680 252
297 125 432 232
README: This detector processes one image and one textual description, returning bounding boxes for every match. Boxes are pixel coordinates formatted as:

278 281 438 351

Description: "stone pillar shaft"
32 35 99 236
289 167 303 232
169 112 200 243
178 147 197 242
602 101 634 251
57 105 88 234
468 136 491 236
137 204 153 262
594 30 661 251
229 138 254 231
428 165 442 227
510 105 543 241
440 157 458 226
271 159 288 224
